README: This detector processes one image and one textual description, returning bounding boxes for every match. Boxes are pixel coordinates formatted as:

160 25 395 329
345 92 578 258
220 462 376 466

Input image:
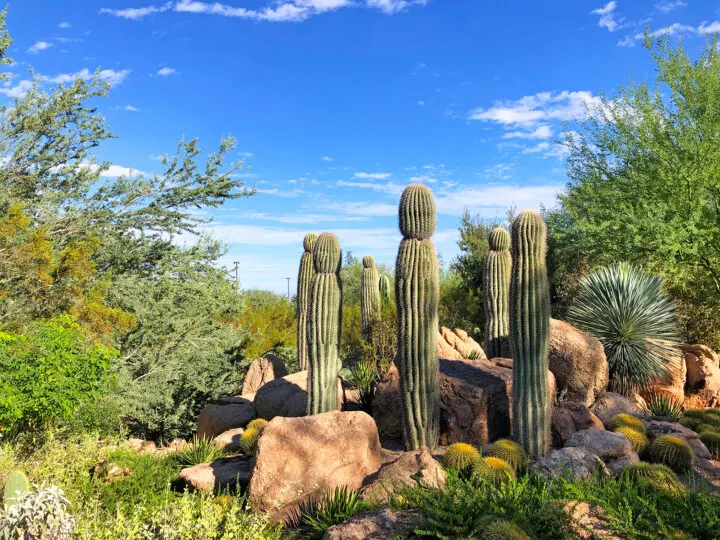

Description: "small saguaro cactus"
297 232 318 371
379 274 391 305
395 184 440 450
307 232 343 415
484 227 511 359
510 210 552 458
361 255 382 337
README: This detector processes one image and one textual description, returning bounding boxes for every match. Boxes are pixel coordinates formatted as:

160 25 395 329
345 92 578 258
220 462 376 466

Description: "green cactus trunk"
361 255 381 337
484 227 511 359
297 233 318 371
395 184 440 450
510 210 551 458
307 233 342 415
379 274 391 305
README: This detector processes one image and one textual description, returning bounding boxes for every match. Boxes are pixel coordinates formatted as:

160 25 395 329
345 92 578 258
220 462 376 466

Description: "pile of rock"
436 327 486 360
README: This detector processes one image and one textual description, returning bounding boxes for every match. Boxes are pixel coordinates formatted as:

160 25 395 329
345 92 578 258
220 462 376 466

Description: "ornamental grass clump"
700 432 720 459
648 435 694 473
646 393 683 418
568 262 679 395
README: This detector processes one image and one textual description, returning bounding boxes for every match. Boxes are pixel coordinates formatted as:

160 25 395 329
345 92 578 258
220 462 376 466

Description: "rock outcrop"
589 392 644 429
565 428 639 474
551 402 605 448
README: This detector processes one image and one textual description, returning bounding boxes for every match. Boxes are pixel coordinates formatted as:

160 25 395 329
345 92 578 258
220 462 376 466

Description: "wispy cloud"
44 68 131 86
619 20 720 47
156 66 177 76
353 172 391 180
321 156 333 161
434 184 561 215
28 41 52 54
501 125 553 140
655 0 686 13
124 104 140 111
336 179 404 195
483 163 513 180
592 1 624 32
100 2 173 20
58 22 72 29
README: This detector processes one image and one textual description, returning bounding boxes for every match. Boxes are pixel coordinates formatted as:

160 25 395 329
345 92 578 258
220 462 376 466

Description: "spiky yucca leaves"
307 233 343 415
621 463 686 497
379 274 391 304
648 435 694 473
472 457 516 486
615 426 649 453
443 443 481 472
646 393 684 418
484 227 511 359
481 520 531 540
361 255 381 337
510 210 551 458
568 262 679 395
486 439 528 473
297 232 318 370
700 432 720 459
175 436 229 466
609 413 646 435
4 471 30 509
395 184 440 450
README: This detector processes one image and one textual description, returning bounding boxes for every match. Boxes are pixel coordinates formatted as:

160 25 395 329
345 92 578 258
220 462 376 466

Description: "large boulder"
589 392 644 429
241 354 288 395
253 370 342 420
196 398 255 439
642 350 686 404
565 428 638 474
248 411 382 521
452 328 486 360
533 447 610 481
360 447 446 504
175 455 253 493
549 319 609 407
323 510 423 540
682 348 720 408
551 402 604 448
373 358 555 447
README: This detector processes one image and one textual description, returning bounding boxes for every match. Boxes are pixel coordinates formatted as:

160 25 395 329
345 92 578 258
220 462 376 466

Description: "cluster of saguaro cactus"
307 232 343 415
395 184 440 450
484 227 511 359
509 210 551 458
361 255 381 337
297 233 318 371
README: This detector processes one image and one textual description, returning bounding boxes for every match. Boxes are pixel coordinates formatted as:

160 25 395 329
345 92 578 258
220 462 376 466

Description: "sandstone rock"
589 392 644 429
643 350 686 404
196 399 255 439
437 332 463 360
679 344 719 366
549 319 609 407
551 402 604 448
323 509 423 540
361 447 446 504
241 354 288 395
374 358 554 447
253 370 342 420
176 455 253 493
213 428 245 451
565 428 638 474
533 447 609 481
249 411 382 521
452 328 486 360
566 501 621 540
683 351 720 408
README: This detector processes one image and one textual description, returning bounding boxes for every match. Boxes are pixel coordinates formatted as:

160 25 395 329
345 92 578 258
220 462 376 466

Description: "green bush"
568 263 679 394
646 393 684 419
700 432 720 459
0 315 118 438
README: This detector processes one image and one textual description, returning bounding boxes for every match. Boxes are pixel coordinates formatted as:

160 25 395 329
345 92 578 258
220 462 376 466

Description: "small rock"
683 350 720 408
241 354 289 395
213 428 245 451
196 399 255 439
565 428 638 474
533 447 610 481
551 402 604 448
437 331 463 360
590 392 645 429
175 455 253 493
566 501 622 540
92 460 132 483
323 509 423 540
452 328 486 360
253 370 342 420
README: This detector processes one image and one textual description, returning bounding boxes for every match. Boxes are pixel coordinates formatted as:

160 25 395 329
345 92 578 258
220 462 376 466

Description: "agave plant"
568 262 679 395
646 393 684 419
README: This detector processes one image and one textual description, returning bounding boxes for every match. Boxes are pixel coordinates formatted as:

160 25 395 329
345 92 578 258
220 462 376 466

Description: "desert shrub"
235 290 297 361
700 432 720 459
301 486 372 539
683 409 706 419
443 443 481 473
486 439 528 473
646 393 684 418
338 360 379 413
678 416 699 430
648 435 694 473
174 437 228 467
609 413 646 435
568 263 679 395
0 485 75 539
614 426 649 453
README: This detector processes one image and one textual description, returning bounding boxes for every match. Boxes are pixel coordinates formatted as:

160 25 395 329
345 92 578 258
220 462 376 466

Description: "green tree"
549 35 720 346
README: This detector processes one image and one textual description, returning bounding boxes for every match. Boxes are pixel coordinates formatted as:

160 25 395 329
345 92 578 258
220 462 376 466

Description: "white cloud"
483 163 513 180
408 175 437 183
28 41 52 54
44 68 131 86
337 180 403 194
322 201 397 217
501 125 553 140
592 1 623 32
619 20 720 47
434 184 561 215
321 156 333 161
256 188 305 198
470 91 600 128
366 0 427 15
417 100 425 105
0 80 35 99
101 164 144 177
125 105 140 111
353 172 391 179
233 211 365 224
655 0 686 13
156 66 177 76
100 2 173 20
237 151 253 158
58 22 72 28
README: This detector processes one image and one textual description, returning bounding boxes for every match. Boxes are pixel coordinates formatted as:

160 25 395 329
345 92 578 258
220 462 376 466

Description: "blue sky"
3 0 720 293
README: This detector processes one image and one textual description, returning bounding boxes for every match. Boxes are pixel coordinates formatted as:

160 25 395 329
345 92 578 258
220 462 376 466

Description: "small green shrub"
683 409 706 419
481 519 531 540
614 426 649 453
350 360 379 413
301 486 371 539
648 435 694 473
646 393 684 418
443 443 481 473
609 413 646 434
701 412 720 428
700 432 720 459
620 463 686 496
0 485 75 539
695 422 716 434
678 416 699 430
174 437 228 467
486 439 528 473
472 457 516 486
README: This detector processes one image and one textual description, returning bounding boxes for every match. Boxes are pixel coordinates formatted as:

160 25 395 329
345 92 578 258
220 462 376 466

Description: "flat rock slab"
175 455 253 493
323 509 423 540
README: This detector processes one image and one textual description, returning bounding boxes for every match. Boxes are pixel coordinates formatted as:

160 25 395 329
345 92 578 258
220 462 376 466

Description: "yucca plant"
301 486 370 539
646 393 684 419
174 436 229 467
568 262 679 395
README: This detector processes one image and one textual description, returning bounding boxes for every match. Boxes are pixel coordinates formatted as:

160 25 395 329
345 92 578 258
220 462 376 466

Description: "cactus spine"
379 274 391 304
297 233 318 371
307 232 342 415
484 227 511 359
510 210 551 457
361 255 381 337
395 184 440 450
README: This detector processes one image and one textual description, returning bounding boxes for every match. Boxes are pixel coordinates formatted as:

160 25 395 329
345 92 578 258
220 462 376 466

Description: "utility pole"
286 277 291 300
232 261 240 291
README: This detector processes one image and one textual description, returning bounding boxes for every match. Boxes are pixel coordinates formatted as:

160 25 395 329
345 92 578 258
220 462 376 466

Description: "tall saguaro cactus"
395 184 440 450
484 227 511 359
361 255 381 337
307 232 342 415
379 274 391 305
297 233 318 371
510 210 551 458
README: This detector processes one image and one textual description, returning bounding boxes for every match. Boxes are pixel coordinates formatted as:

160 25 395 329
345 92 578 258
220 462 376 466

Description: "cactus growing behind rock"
510 210 551 458
4 471 30 509
297 233 318 371
648 435 694 472
379 274 391 304
395 184 440 450
614 426 649 453
487 439 528 473
361 255 381 337
609 413 646 435
484 227 511 359
307 232 342 415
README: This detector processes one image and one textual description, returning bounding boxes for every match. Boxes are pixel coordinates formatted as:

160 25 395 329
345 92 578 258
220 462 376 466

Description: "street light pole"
286 277 290 300
232 261 240 291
